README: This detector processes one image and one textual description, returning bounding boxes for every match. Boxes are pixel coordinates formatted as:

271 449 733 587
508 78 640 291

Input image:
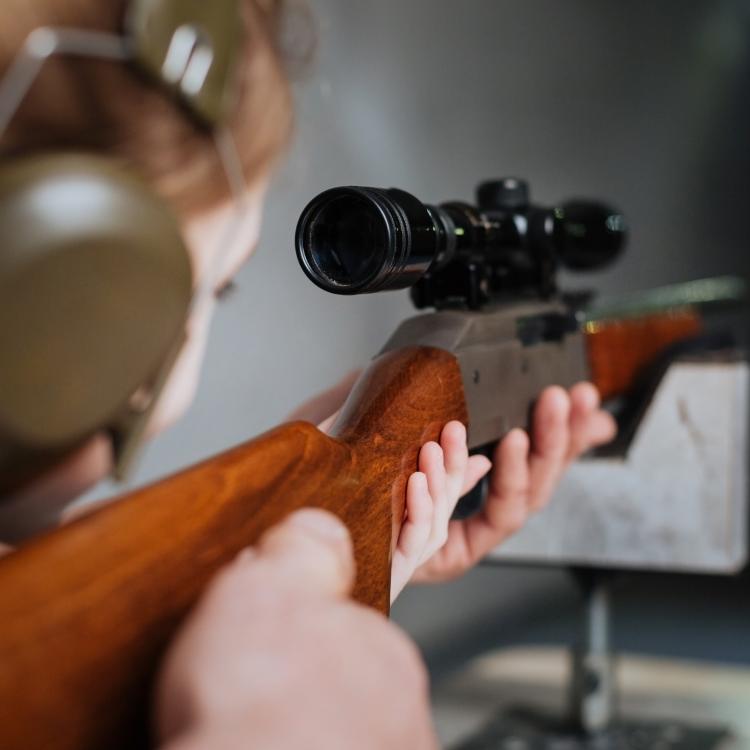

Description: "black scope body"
295 178 626 309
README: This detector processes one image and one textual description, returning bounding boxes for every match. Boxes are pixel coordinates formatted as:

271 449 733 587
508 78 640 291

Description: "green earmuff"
0 0 243 490
0 154 192 479
129 0 243 126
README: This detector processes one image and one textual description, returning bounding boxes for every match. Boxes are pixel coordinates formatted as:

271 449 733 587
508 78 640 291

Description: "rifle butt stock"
0 346 467 750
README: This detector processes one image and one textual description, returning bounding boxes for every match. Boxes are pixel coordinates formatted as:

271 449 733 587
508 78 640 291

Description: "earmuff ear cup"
128 0 243 125
0 153 193 453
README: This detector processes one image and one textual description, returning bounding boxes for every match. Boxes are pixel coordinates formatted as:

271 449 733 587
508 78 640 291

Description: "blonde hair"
0 0 294 215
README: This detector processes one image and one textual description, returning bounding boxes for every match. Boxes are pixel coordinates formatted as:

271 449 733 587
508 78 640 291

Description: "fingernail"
288 508 349 540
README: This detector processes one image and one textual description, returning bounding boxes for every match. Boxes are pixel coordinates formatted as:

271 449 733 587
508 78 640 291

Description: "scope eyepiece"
295 187 454 295
551 200 626 271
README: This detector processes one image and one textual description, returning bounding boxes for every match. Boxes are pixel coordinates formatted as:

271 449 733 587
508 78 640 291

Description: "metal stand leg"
453 569 732 749
570 571 615 734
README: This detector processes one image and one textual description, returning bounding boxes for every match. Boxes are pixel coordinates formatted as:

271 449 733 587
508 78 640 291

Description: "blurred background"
88 0 750 726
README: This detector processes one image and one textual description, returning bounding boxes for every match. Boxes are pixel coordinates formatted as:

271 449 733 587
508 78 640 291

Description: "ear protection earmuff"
0 0 244 491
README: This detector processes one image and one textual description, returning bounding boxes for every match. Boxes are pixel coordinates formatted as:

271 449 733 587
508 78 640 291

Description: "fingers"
567 382 616 460
419 422 470 549
588 410 618 445
411 383 618 585
391 422 472 600
249 509 356 599
567 382 600 460
494 383 617 516
439 421 471 517
390 472 434 602
396 472 433 561
423 428 533 573
424 429 530 578
417 441 450 557
461 454 492 496
440 421 469 477
486 428 530 532
528 386 570 511
419 441 446 507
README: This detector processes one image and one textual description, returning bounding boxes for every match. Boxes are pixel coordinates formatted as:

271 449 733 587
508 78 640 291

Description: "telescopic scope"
295 179 626 307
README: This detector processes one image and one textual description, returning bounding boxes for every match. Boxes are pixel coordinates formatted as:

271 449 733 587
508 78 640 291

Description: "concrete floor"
432 647 750 749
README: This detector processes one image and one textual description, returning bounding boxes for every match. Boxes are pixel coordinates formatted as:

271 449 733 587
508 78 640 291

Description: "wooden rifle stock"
585 309 703 401
0 346 467 750
0 298 713 750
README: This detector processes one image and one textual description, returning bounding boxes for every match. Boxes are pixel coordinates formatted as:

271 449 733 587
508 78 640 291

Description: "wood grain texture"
584 310 703 401
0 346 467 750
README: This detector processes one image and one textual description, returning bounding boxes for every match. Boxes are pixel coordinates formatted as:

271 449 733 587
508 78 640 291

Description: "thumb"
252 509 356 599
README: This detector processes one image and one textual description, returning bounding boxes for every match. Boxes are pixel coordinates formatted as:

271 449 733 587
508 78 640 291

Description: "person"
0 1 617 747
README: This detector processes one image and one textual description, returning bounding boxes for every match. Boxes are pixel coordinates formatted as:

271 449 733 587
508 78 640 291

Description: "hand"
157 509 438 750
397 383 616 587
389 421 489 601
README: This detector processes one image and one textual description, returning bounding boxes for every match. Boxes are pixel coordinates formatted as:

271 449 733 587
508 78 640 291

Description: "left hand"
393 383 616 594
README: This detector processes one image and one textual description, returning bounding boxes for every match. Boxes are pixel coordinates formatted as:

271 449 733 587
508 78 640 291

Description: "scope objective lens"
295 187 449 295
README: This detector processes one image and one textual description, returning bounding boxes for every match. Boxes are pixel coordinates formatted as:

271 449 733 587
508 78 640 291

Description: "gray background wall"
89 0 750 665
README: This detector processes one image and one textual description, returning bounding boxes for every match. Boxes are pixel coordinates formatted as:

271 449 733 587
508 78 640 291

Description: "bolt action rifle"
0 178 742 749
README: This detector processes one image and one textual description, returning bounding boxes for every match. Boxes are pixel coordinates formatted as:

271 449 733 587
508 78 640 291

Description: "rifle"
0 178 741 749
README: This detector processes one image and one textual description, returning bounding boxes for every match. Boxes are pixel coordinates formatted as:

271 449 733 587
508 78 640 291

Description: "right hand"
156 509 438 750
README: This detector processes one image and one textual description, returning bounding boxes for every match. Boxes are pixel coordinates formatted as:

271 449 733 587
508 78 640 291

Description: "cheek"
212 198 265 287
186 187 267 296
147 300 215 437
152 186 267 437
